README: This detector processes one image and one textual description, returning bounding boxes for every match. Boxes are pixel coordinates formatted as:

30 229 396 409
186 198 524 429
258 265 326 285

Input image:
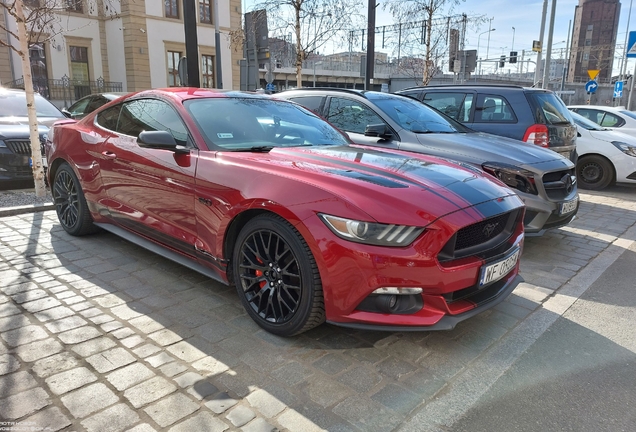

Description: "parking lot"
1 186 636 432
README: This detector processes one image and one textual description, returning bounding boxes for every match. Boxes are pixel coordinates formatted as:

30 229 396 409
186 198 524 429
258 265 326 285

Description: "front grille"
542 168 576 200
438 209 520 262
455 213 509 251
6 140 32 155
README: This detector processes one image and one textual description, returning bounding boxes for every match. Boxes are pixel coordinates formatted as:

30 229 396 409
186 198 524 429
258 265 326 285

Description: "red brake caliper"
255 257 266 289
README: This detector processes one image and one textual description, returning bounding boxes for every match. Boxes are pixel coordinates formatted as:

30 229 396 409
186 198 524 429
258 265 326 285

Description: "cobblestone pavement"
1 186 636 432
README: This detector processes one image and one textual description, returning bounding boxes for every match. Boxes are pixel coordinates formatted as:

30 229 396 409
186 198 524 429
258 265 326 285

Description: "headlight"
611 141 636 157
0 140 6 148
482 162 538 195
319 214 425 247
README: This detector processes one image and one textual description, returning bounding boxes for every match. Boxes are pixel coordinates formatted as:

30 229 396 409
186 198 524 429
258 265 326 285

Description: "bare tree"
0 0 113 197
251 0 364 87
385 0 465 85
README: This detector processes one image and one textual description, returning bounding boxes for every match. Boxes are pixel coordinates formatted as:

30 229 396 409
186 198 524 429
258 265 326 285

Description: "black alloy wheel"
577 155 615 190
53 164 98 236
233 214 324 336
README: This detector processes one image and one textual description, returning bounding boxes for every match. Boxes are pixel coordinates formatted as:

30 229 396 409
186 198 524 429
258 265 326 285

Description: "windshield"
0 90 64 118
185 97 349 151
528 92 573 125
570 111 605 131
371 95 469 133
619 110 636 120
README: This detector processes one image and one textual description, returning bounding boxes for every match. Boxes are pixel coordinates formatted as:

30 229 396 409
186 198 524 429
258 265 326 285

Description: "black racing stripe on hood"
321 168 408 188
277 147 503 210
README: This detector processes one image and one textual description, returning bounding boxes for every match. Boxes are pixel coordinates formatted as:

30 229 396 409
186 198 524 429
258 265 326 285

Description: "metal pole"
365 0 375 90
620 0 634 84
629 61 636 109
534 0 549 86
486 17 493 72
183 0 200 87
213 0 223 88
542 0 558 89
562 19 571 91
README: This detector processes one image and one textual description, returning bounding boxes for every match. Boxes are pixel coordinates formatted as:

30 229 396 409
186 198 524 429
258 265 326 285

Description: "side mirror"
364 123 392 139
61 108 72 118
137 131 188 153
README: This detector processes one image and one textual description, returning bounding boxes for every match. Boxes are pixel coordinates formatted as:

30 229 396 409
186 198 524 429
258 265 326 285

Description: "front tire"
232 214 325 336
577 155 615 190
52 163 98 236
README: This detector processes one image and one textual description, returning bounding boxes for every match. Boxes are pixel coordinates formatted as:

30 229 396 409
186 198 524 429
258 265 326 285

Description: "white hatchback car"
571 111 636 190
568 105 636 136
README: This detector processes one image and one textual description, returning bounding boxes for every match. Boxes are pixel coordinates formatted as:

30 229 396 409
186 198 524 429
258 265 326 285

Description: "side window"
326 97 384 134
399 90 423 101
576 109 602 124
474 94 517 123
600 113 625 128
117 99 190 146
421 92 470 121
68 97 91 118
95 105 121 131
288 96 325 115
86 96 109 115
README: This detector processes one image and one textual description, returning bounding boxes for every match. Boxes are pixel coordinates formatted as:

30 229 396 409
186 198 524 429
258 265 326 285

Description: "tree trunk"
15 0 46 198
422 2 434 85
295 5 303 87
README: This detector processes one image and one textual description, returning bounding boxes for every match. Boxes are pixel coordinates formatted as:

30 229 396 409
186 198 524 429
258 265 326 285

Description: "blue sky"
246 0 636 74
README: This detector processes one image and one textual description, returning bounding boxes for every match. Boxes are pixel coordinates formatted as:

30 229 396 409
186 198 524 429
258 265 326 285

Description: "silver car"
277 89 579 235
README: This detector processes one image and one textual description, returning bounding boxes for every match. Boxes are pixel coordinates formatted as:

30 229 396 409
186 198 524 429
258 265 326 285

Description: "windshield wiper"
227 146 275 152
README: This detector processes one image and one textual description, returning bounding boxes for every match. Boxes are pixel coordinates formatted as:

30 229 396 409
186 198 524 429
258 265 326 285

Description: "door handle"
101 151 117 159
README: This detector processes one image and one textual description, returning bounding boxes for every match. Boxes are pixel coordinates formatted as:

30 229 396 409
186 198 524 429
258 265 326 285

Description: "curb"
0 203 55 217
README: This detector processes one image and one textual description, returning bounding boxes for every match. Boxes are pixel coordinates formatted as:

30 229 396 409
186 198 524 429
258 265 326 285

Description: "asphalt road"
451 241 636 432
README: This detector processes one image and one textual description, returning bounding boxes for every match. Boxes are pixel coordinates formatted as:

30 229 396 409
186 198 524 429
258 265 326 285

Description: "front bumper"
518 189 578 234
0 151 32 182
301 196 525 329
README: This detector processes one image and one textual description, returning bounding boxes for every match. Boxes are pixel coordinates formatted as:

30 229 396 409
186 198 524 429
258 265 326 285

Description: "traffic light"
499 55 506 68
509 51 518 64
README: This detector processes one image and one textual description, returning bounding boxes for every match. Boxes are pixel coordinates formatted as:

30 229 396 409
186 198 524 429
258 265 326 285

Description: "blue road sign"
628 31 636 58
265 83 275 92
585 80 598 93
614 81 624 98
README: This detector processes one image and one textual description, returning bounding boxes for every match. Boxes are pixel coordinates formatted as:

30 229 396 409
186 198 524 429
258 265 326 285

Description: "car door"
324 96 400 148
101 98 200 256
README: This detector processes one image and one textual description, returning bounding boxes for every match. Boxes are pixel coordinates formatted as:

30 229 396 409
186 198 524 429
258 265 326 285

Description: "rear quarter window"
527 92 573 125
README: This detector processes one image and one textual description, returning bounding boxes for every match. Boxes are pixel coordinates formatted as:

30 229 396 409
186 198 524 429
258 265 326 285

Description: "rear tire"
232 213 325 336
52 163 99 236
577 155 615 190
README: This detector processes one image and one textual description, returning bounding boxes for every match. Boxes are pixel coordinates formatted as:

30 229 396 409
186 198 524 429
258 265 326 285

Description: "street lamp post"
486 17 494 72
313 61 322 87
478 28 495 75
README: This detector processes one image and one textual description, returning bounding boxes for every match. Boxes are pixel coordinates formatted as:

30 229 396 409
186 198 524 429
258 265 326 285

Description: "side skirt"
95 223 228 286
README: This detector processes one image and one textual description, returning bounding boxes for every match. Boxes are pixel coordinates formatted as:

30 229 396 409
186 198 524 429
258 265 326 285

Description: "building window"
29 43 50 99
585 39 591 46
168 51 182 87
583 53 589 61
65 0 83 13
199 0 211 23
70 46 90 99
201 55 215 88
165 0 179 18
24 0 40 7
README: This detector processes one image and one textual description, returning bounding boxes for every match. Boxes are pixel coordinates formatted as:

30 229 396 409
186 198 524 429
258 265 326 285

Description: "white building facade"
0 0 242 104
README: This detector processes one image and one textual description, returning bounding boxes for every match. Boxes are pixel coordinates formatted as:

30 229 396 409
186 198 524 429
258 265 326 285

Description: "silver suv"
277 88 579 235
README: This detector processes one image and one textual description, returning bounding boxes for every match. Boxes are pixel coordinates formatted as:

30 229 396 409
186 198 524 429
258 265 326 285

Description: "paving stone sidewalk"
1 187 635 432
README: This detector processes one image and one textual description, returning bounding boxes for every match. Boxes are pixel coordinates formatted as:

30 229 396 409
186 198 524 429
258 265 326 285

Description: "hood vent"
321 168 408 189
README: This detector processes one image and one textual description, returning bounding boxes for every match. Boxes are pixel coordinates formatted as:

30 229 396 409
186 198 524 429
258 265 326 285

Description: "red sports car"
46 88 524 336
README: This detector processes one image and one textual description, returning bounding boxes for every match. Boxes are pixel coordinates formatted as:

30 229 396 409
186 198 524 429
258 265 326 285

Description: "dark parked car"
62 92 128 119
395 85 578 163
46 88 524 336
277 88 578 235
0 88 64 183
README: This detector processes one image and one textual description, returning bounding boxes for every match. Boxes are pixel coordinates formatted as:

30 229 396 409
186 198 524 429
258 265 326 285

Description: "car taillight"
523 124 549 148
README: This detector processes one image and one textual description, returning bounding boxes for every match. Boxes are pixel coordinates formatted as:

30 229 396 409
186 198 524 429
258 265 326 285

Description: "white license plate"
559 197 578 215
479 248 520 286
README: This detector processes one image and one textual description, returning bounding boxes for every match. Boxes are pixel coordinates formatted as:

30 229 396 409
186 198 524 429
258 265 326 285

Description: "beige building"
0 0 242 104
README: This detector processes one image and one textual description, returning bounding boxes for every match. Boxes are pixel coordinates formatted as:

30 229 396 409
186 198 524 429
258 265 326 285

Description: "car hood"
414 131 573 172
586 127 636 144
0 123 49 140
224 145 521 227
0 116 62 128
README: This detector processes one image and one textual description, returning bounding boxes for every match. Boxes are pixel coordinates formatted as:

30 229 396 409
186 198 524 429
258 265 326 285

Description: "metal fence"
6 75 123 107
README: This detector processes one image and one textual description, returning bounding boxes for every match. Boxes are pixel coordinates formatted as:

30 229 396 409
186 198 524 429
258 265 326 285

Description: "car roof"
396 84 551 93
568 105 625 111
129 87 276 102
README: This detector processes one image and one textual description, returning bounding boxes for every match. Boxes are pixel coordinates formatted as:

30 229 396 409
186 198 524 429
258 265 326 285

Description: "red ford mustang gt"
46 88 524 336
